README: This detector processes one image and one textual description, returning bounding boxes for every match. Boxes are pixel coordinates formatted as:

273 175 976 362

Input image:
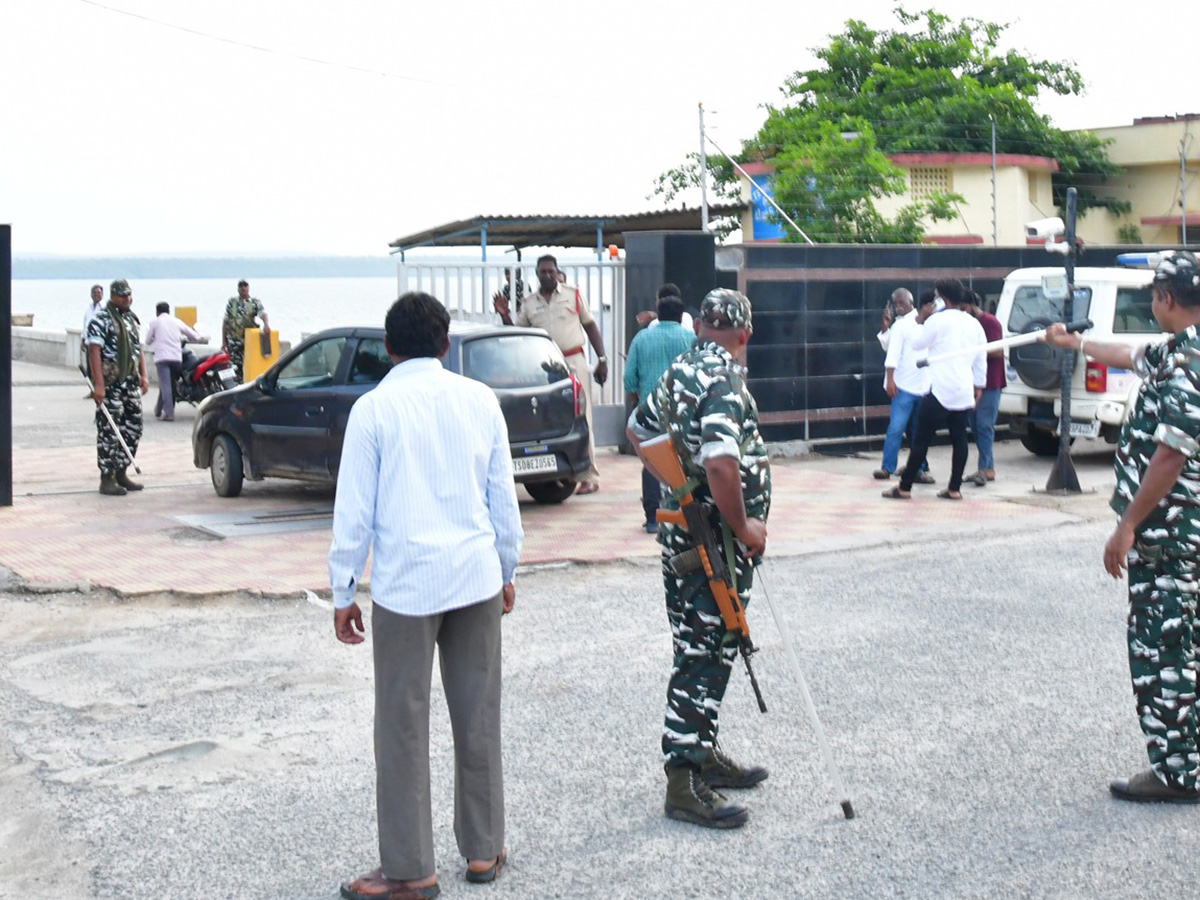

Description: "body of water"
11 276 406 346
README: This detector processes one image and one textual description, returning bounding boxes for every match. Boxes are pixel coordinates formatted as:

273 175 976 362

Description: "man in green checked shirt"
624 287 695 533
1046 250 1200 804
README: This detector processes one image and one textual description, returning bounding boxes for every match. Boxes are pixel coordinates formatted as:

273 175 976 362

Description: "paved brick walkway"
1 439 1074 597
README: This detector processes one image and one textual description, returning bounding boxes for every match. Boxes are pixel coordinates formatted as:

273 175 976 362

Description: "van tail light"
569 373 583 417
1085 360 1108 393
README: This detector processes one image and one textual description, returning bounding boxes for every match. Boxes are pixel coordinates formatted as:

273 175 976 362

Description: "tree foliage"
655 7 1123 243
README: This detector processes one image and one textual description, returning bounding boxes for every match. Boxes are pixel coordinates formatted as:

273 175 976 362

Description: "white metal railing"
397 260 626 408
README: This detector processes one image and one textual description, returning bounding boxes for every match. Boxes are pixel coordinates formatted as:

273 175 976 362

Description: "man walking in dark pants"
624 289 694 532
882 278 985 501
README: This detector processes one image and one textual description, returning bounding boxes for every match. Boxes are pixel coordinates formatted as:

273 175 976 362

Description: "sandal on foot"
936 489 962 500
881 486 910 500
341 869 440 900
465 850 507 884
965 471 987 487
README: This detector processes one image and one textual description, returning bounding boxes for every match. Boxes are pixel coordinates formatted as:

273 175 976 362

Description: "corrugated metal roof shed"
388 206 742 257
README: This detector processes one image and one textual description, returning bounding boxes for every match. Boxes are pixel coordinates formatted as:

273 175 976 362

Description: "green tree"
656 7 1123 243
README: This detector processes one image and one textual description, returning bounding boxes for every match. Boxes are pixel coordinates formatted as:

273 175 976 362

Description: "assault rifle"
638 433 767 713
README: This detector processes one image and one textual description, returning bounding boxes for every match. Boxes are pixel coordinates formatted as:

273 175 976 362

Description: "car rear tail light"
569 373 583 418
1085 360 1107 393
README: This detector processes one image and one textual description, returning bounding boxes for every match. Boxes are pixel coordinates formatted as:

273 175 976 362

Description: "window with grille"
909 167 951 199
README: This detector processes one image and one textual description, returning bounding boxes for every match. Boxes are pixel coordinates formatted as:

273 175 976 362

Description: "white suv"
995 262 1164 456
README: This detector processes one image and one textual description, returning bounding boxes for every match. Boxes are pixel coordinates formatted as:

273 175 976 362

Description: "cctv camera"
1025 217 1065 240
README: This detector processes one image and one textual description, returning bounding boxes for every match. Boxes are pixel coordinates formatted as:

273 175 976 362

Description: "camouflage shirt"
1111 324 1200 547
630 339 771 523
223 296 266 341
86 304 142 384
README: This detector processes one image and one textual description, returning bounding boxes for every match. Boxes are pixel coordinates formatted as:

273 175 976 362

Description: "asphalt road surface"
0 521 1186 900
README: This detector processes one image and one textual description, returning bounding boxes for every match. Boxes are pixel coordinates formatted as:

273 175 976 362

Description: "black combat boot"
701 743 769 789
99 473 127 496
115 468 143 491
664 765 749 829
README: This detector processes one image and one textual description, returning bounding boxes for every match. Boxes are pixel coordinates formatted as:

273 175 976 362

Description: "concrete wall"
8 327 292 383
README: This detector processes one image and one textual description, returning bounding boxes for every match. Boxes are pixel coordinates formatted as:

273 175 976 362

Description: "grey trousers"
372 594 505 880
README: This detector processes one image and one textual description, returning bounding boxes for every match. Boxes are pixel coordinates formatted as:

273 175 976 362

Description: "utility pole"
991 117 998 246
1047 187 1082 494
1182 135 1191 246
699 102 709 233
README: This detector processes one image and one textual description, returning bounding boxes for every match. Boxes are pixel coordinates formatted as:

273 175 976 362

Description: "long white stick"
916 330 1044 368
757 565 855 819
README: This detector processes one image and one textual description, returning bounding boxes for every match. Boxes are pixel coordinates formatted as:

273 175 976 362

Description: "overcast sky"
2 0 1194 257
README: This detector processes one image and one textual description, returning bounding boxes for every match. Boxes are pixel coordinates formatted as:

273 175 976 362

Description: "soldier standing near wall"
87 279 149 496
222 279 270 384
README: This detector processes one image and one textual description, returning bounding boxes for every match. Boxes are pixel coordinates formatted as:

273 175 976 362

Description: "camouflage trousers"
227 339 245 384
95 377 143 475
1126 540 1200 791
660 530 755 769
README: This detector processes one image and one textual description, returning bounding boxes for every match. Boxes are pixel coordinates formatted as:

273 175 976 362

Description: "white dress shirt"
908 308 986 410
145 314 202 364
883 313 931 396
328 356 523 615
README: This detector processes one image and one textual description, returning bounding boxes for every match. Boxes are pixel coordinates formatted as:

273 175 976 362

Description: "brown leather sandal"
465 850 507 884
340 868 440 900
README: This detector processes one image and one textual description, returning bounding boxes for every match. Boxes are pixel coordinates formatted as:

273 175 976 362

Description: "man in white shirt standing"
144 302 202 422
883 278 986 500
329 292 523 899
874 288 934 482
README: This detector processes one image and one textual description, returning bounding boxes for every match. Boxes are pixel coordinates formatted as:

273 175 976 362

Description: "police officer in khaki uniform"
493 254 608 494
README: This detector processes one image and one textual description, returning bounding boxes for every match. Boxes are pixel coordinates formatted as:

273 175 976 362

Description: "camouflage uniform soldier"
627 288 772 829
87 279 149 496
222 279 270 384
1046 250 1200 803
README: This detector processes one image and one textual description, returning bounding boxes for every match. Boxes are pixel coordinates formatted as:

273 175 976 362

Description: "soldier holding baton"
1044 250 1200 803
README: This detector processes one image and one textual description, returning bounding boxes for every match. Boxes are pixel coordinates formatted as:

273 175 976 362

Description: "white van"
995 261 1165 456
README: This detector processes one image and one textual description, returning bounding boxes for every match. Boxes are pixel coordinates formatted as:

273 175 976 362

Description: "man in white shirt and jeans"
329 292 523 899
883 278 986 500
874 289 935 482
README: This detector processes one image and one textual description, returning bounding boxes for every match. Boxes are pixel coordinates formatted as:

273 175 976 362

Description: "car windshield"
276 336 346 390
1112 286 1160 334
1007 285 1092 333
462 334 570 388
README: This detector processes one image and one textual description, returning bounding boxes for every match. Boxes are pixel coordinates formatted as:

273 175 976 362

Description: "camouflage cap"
699 288 753 331
110 279 132 296
1153 251 1200 294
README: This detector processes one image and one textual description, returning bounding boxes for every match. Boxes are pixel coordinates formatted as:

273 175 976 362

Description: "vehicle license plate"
513 453 558 475
1068 420 1101 438
218 368 236 385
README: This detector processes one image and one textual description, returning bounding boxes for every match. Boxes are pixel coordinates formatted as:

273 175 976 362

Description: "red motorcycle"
175 345 236 405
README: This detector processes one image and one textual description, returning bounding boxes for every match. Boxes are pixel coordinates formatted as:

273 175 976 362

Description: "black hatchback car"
192 322 590 503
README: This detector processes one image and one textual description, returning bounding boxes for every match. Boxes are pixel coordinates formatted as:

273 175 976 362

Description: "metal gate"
397 260 627 444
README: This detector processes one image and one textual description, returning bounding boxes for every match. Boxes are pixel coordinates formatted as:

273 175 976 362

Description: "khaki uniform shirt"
514 284 594 354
